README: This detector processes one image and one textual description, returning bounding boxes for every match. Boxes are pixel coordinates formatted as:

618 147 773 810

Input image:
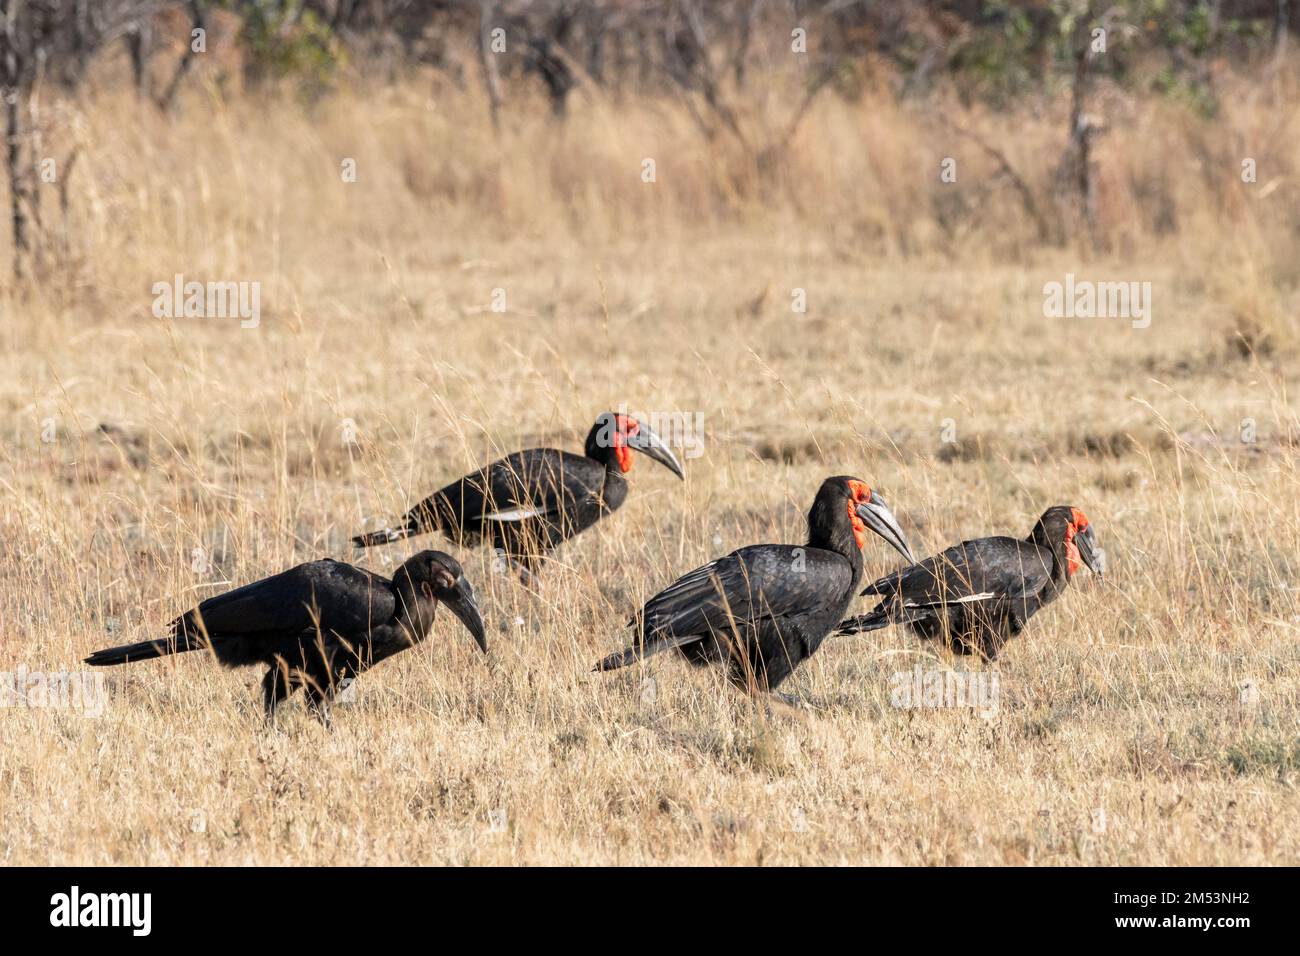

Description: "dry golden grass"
1 61 1298 864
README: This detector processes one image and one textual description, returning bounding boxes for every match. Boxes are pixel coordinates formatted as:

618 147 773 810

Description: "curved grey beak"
625 424 685 480
1076 527 1105 576
445 575 488 654
856 493 917 565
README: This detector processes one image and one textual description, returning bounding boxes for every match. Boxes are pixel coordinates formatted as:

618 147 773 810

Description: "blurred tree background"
0 0 1296 281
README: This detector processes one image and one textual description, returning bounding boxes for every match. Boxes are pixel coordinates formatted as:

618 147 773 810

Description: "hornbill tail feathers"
593 634 699 672
85 633 204 667
834 612 891 636
352 518 419 549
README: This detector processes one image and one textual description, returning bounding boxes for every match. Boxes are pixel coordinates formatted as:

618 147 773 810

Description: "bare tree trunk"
2 0 26 282
733 0 762 87
477 1 502 132
124 21 147 96
1060 10 1099 249
4 85 26 281
27 47 44 273
1070 45 1094 232
156 1 206 112
587 11 606 83
57 146 76 262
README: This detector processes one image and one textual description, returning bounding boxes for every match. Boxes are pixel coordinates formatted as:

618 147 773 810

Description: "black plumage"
594 476 916 700
85 551 486 722
836 505 1103 659
352 411 684 584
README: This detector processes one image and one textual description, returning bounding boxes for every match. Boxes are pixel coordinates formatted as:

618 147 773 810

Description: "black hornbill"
836 505 1104 659
594 476 916 702
85 551 486 723
352 412 685 584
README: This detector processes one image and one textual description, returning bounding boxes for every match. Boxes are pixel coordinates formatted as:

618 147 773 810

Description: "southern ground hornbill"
85 551 486 723
353 412 684 584
835 506 1104 659
594 476 916 708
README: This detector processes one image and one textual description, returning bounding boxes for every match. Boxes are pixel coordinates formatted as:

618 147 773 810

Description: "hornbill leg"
764 693 811 723
508 556 539 589
261 664 291 724
303 684 334 728
490 523 539 588
980 629 1006 661
774 691 822 713
724 673 810 724
301 658 338 727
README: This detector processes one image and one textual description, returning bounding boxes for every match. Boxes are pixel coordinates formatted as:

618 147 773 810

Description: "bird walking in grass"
594 476 916 710
835 506 1103 659
85 551 486 724
352 411 685 586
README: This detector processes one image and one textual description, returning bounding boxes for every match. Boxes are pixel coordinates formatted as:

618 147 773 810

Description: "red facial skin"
1064 507 1090 576
612 415 640 473
845 479 873 550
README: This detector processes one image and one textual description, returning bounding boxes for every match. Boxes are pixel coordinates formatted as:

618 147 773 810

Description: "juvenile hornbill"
85 551 485 723
594 476 916 705
835 505 1104 659
352 412 685 585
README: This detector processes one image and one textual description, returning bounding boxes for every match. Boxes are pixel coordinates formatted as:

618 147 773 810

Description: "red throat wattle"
1063 508 1089 576
845 479 872 550
613 415 639 473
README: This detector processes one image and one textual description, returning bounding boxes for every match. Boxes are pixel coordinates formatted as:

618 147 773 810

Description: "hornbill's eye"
845 478 872 503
